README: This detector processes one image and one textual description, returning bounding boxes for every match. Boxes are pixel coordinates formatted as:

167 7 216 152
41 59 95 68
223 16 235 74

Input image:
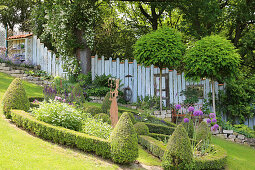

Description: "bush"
145 123 175 135
196 122 211 143
94 113 111 124
82 117 112 139
77 72 92 88
162 124 193 170
110 112 138 164
28 97 44 102
85 106 103 116
138 135 166 159
233 124 255 138
10 110 111 158
2 78 30 118
31 100 84 131
181 114 194 138
101 92 111 114
71 84 85 105
148 133 169 142
134 122 149 135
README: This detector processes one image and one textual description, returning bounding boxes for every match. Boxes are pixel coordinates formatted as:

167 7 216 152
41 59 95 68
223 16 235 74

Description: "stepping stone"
223 130 233 134
2 67 11 71
1 63 7 67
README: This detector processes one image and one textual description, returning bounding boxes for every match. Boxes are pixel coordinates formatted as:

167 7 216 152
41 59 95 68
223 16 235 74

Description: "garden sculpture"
108 78 119 127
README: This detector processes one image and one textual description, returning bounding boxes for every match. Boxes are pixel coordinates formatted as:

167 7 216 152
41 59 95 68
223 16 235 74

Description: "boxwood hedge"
145 123 175 135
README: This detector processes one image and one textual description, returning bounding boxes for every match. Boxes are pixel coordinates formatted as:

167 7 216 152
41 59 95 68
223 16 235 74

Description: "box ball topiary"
196 121 211 143
2 78 30 118
101 92 111 114
162 124 193 170
94 113 111 124
134 122 149 135
110 112 138 164
181 114 194 139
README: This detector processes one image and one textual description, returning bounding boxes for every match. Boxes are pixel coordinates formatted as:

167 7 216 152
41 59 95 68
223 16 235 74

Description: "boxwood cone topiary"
110 112 138 164
162 124 193 169
196 121 211 143
101 92 111 114
2 78 30 118
134 122 149 135
181 114 194 139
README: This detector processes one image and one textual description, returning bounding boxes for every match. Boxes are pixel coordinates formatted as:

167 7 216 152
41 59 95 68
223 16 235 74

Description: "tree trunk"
159 68 163 112
211 80 216 115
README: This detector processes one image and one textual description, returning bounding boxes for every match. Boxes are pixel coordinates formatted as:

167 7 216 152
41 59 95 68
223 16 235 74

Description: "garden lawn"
212 136 255 170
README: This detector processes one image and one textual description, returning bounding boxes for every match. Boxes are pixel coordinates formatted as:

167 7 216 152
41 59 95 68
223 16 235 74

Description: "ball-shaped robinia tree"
134 27 185 112
183 35 241 115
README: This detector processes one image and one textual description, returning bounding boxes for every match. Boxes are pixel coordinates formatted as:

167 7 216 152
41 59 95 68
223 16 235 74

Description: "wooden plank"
25 38 28 61
105 60 109 76
215 81 219 97
142 66 146 98
177 73 182 104
128 62 133 99
181 72 186 102
124 59 129 88
48 51 52 75
205 79 210 99
116 58 120 79
169 70 174 105
52 54 56 77
95 55 98 76
146 66 150 96
112 60 117 77
150 65 154 97
133 60 138 102
91 57 95 80
137 64 142 99
98 58 102 76
101 56 105 75
36 39 40 66
119 62 125 89
173 70 178 104
32 35 37 65
109 57 112 76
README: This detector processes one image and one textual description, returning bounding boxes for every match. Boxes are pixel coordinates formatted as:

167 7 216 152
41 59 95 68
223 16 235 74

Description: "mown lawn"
0 72 161 169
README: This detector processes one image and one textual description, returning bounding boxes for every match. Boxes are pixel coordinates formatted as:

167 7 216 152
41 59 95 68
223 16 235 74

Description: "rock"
1 63 7 67
2 67 11 71
235 138 243 143
223 130 233 134
237 134 245 140
154 111 160 115
226 138 235 142
216 134 227 139
14 70 22 74
228 135 236 139
161 110 166 115
131 106 137 110
212 130 219 135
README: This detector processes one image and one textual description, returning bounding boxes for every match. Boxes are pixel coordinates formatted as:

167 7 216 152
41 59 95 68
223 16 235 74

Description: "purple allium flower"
199 110 203 116
188 106 194 112
212 118 217 123
209 113 216 118
184 118 189 123
214 124 219 130
175 104 181 110
193 110 200 116
207 119 211 124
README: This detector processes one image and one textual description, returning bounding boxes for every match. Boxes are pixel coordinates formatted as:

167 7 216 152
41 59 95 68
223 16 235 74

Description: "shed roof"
8 33 33 40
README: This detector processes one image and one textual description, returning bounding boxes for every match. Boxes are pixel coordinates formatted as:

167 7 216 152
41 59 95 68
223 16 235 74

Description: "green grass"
212 136 255 170
137 145 161 166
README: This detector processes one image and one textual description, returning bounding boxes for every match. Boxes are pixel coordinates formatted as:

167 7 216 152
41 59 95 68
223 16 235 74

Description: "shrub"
233 124 255 138
31 100 84 131
148 133 169 142
10 110 111 159
134 122 149 135
28 97 44 102
82 117 112 139
77 72 92 88
85 106 103 116
162 124 193 170
110 112 138 164
138 135 166 159
94 113 111 124
71 84 85 105
2 78 30 118
181 114 194 138
196 122 211 143
101 92 111 114
145 123 175 135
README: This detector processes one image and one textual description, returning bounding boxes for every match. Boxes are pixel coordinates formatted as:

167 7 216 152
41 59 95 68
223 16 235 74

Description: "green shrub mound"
10 110 111 158
85 106 103 116
134 122 149 135
110 112 138 164
181 114 194 138
196 122 211 143
71 84 85 105
145 123 175 135
119 112 136 124
101 92 111 114
162 124 193 170
94 113 111 124
2 78 30 118
148 133 169 142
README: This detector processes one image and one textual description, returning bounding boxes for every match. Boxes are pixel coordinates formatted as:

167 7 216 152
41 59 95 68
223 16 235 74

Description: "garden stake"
109 78 119 128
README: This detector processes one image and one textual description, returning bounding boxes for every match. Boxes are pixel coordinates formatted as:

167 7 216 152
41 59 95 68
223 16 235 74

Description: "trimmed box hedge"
145 123 175 135
138 135 227 170
148 133 169 141
10 110 111 159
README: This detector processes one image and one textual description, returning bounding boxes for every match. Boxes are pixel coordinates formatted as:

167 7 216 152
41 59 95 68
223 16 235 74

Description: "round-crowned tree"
162 124 193 169
184 35 241 115
110 112 138 164
2 78 30 118
134 27 185 112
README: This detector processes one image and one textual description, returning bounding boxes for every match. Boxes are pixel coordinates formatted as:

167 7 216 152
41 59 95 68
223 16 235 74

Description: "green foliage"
85 87 110 97
94 113 111 124
162 124 193 170
10 110 111 159
148 133 169 142
233 124 255 138
77 72 92 88
84 105 103 116
136 96 161 110
81 117 112 139
31 100 84 131
134 27 185 69
134 122 149 135
180 87 200 105
184 35 241 82
181 114 194 139
110 112 138 164
196 122 211 143
145 123 175 135
2 78 30 118
138 135 166 159
101 92 111 114
93 74 111 87
71 84 85 105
